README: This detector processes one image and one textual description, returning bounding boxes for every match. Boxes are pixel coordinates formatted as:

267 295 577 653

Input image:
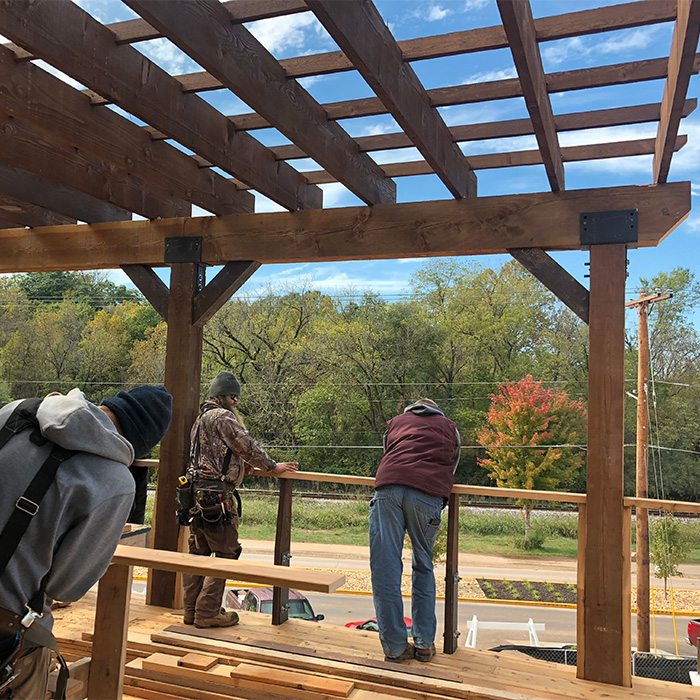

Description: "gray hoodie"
0 389 135 633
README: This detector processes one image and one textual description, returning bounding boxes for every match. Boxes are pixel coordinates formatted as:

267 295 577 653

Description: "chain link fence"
490 646 697 684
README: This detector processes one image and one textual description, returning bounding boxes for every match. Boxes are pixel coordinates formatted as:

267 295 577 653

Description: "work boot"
384 644 414 663
183 610 195 625
194 610 239 629
414 644 436 662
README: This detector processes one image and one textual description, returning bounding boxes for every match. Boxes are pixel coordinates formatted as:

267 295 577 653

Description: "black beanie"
102 385 173 459
207 371 241 398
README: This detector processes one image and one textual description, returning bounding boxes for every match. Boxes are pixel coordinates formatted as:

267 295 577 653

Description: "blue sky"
10 0 700 307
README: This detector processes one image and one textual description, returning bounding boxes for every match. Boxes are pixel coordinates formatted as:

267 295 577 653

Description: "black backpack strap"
0 398 43 451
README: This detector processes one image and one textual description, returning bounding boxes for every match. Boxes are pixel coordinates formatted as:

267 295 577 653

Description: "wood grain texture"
0 0 320 211
0 184 689 272
221 55 700 130
580 245 630 686
147 263 203 608
498 0 565 191
306 0 474 198
0 164 130 224
653 0 700 182
0 113 189 219
0 44 252 216
114 545 345 592
126 0 392 207
88 563 132 700
509 248 589 323
0 195 75 228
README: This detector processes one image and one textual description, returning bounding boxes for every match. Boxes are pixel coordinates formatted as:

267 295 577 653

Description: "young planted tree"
649 513 691 596
478 376 586 533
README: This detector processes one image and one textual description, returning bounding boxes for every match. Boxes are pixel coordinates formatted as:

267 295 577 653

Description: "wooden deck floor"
53 591 697 700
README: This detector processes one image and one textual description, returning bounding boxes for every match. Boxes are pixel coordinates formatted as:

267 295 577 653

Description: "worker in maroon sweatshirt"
370 399 460 664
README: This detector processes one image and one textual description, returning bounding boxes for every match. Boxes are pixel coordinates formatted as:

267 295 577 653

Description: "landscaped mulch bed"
477 578 577 604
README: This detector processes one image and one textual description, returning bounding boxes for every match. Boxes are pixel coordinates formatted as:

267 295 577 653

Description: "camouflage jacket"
188 400 276 487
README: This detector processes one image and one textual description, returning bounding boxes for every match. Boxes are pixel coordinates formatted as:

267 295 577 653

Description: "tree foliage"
477 376 586 529
649 514 692 596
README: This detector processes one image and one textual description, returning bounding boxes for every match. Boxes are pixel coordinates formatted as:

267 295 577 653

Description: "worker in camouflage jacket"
182 371 297 629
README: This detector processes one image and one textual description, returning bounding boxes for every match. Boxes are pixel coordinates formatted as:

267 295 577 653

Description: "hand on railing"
271 461 299 475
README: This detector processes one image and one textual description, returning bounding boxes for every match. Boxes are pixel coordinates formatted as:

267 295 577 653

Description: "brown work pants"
183 517 242 620
2 646 51 699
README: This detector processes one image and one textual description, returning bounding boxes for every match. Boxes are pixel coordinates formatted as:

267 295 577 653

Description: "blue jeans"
369 484 443 657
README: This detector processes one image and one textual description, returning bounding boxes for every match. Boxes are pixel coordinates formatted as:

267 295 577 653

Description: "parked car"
225 587 324 622
688 618 700 648
345 616 413 637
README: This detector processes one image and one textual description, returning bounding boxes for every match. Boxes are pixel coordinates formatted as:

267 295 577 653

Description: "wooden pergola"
0 0 698 689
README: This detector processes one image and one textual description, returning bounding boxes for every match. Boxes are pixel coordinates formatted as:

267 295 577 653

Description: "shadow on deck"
53 591 696 700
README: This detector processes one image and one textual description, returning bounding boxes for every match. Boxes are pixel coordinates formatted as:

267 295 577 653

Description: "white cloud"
320 183 355 208
138 38 196 75
464 0 489 9
426 5 452 21
247 14 319 55
356 122 397 137
463 67 517 84
371 147 422 165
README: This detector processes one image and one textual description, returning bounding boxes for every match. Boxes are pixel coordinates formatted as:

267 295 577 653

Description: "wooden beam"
0 113 190 219
0 45 252 216
221 55 700 130
192 261 260 327
115 545 345 592
443 492 460 655
277 136 688 184
0 0 321 212
497 0 565 191
653 0 700 183
0 195 75 228
272 478 293 626
125 0 393 207
509 248 589 324
0 164 130 224
122 265 170 321
148 264 203 608
80 1 677 96
0 183 689 272
88 563 132 700
306 0 475 199
579 244 630 686
262 101 698 159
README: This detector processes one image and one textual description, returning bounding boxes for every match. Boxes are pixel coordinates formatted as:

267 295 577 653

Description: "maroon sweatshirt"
374 403 460 499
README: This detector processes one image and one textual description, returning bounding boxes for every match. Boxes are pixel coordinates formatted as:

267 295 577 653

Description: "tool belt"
191 479 241 530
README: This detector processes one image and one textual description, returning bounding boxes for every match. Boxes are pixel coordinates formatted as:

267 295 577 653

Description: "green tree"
650 514 691 596
477 375 586 532
128 321 168 384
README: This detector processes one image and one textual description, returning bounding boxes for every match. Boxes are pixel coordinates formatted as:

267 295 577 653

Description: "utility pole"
625 291 671 652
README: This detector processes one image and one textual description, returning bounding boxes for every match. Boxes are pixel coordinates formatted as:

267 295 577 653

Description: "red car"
345 617 413 637
688 618 700 648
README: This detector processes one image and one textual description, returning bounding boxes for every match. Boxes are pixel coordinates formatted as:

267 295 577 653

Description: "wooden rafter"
654 0 700 183
306 0 475 199
210 55 700 131
498 0 565 191
67 1 677 96
0 195 75 229
124 0 395 206
0 0 321 212
0 113 190 219
0 46 253 216
261 101 697 160
0 164 130 224
0 184 689 273
249 137 687 185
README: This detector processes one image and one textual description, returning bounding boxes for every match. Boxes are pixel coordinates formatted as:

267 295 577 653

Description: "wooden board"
231 662 354 697
177 653 220 671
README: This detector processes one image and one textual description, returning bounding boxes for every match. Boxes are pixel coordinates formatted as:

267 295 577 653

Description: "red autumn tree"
478 376 586 532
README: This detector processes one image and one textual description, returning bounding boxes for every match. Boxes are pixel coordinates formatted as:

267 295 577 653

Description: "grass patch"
144 493 700 563
477 578 577 604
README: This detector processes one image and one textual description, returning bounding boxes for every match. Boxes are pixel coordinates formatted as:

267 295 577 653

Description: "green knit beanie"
208 371 241 398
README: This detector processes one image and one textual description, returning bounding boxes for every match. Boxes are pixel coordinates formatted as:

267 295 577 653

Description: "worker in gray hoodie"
0 385 172 699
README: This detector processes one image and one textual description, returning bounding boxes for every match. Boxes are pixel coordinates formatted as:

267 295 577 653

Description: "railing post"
576 503 587 673
272 477 293 625
87 563 132 700
443 492 460 654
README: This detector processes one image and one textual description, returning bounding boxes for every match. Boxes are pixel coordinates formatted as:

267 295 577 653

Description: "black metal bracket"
164 236 202 263
580 210 638 246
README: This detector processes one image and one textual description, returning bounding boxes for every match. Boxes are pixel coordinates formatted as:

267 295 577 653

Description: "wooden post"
443 492 460 654
88 563 132 700
625 291 670 652
147 263 204 608
272 477 293 625
576 504 587 672
578 244 630 686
